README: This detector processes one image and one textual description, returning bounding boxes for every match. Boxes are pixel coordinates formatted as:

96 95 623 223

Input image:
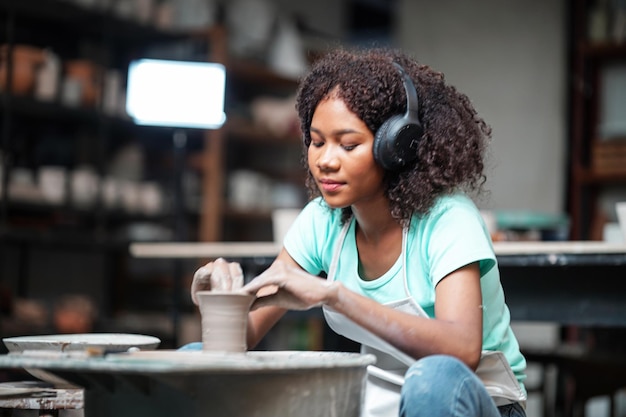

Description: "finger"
251 290 302 311
250 293 278 310
193 264 213 286
210 258 231 291
241 272 273 294
243 282 280 306
229 263 244 290
191 264 214 305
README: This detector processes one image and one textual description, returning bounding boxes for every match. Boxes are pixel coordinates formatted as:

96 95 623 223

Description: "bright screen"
126 59 226 129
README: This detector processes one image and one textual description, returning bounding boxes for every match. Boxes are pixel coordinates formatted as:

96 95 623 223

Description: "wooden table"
493 241 626 327
131 240 626 327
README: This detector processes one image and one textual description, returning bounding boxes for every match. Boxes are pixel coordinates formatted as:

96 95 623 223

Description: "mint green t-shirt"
284 194 527 386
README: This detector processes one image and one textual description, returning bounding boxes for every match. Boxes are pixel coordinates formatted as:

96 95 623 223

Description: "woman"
191 47 527 417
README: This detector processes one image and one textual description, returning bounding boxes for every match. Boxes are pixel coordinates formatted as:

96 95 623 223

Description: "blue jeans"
400 355 526 417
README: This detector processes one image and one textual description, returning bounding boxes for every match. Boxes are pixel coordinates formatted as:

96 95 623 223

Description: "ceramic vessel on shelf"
0 44 46 95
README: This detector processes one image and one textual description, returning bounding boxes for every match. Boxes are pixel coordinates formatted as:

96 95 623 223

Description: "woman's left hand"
243 260 337 311
190 258 244 305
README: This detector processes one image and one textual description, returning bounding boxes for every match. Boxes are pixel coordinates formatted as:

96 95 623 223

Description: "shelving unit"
0 0 309 347
174 27 307 243
567 0 626 240
0 0 209 347
216 58 306 242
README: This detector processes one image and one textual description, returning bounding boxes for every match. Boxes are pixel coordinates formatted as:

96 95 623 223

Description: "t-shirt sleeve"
283 199 328 275
426 198 496 285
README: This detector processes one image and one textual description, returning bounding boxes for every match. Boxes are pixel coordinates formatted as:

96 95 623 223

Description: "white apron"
322 221 526 417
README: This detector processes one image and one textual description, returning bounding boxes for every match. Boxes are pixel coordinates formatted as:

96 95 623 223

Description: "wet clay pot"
195 291 255 353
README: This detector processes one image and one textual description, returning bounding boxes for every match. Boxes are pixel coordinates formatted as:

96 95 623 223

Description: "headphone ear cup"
373 116 400 170
373 115 422 171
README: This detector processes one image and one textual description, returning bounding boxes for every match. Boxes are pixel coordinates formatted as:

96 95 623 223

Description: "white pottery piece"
70 166 99 207
38 166 67 204
3 333 160 386
3 333 161 353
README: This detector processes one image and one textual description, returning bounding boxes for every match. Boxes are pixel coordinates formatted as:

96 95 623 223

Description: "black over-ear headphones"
372 62 424 171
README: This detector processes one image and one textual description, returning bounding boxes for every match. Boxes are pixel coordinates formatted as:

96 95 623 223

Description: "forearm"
328 281 482 369
246 306 286 349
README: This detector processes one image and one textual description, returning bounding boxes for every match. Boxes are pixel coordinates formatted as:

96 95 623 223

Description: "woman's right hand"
191 258 244 305
243 260 338 311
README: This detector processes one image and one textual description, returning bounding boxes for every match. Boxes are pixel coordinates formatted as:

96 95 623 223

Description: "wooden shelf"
578 42 626 59
225 118 301 144
567 0 626 239
228 59 300 90
575 167 626 184
222 206 274 221
0 0 187 45
0 93 132 128
0 226 130 249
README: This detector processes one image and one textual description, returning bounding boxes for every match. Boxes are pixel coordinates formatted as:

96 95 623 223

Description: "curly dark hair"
295 47 491 225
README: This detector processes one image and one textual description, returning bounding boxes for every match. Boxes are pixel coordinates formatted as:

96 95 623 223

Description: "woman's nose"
316 146 340 170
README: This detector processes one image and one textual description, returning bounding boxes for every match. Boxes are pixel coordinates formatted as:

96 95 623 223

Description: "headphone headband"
392 62 419 119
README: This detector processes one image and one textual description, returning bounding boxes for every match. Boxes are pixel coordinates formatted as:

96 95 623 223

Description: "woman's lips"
318 179 343 193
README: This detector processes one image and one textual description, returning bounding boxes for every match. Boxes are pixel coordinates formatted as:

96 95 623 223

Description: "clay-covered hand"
191 258 244 305
242 260 337 311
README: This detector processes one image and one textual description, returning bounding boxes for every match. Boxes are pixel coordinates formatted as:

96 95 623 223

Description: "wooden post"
199 26 227 242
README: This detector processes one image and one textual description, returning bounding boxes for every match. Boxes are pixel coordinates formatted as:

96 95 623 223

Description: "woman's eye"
311 140 324 148
342 144 357 151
